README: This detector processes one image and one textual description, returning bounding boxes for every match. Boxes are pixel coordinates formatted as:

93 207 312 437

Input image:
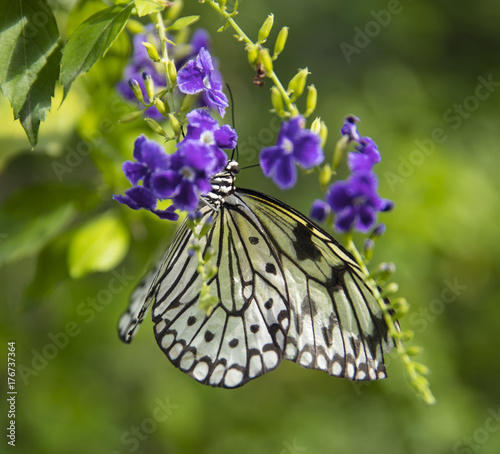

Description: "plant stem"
155 12 175 112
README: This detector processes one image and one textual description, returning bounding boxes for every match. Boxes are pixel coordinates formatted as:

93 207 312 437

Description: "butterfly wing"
233 188 394 381
149 204 290 388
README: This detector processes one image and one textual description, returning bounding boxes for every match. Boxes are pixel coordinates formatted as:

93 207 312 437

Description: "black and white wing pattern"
118 162 394 388
233 189 394 381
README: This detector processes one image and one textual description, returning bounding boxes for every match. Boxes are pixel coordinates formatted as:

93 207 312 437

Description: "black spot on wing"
291 223 322 261
249 236 259 245
205 330 215 342
265 263 277 275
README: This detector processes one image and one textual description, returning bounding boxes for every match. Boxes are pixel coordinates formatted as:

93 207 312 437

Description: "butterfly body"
119 161 394 388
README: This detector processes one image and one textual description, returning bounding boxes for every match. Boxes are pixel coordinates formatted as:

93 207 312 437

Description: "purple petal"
327 181 353 212
356 205 377 233
133 135 169 171
335 206 357 232
173 180 199 212
153 205 179 221
380 199 394 212
203 78 228 117
274 154 297 189
259 145 283 177
293 132 323 168
177 60 205 94
150 170 182 198
179 141 216 171
348 152 375 173
340 115 360 141
190 29 211 55
214 124 237 149
196 47 214 73
355 137 381 164
310 199 330 223
195 176 212 195
123 161 148 185
114 186 156 211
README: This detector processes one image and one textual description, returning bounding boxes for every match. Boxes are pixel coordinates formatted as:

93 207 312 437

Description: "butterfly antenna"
239 163 261 171
226 83 238 162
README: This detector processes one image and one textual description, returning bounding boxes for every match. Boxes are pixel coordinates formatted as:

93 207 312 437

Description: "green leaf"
60 2 134 99
167 15 200 31
0 0 62 146
134 0 165 17
67 212 130 279
0 184 80 266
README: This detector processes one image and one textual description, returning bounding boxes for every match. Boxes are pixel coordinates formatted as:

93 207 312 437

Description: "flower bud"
145 118 167 137
364 238 375 262
180 94 196 113
154 98 168 116
142 72 155 102
310 117 321 134
246 44 258 66
273 26 288 59
270 86 284 116
142 41 160 62
319 120 328 147
169 113 182 138
406 346 422 357
332 135 349 170
382 282 399 297
319 163 332 189
304 84 317 117
413 362 430 375
166 0 183 21
128 78 144 104
260 50 274 74
119 110 143 123
258 14 274 43
167 59 177 87
287 67 309 102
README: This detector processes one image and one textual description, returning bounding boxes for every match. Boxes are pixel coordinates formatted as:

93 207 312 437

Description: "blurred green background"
1 0 500 453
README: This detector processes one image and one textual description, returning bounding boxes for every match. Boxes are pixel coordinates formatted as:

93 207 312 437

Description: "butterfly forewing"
234 189 393 380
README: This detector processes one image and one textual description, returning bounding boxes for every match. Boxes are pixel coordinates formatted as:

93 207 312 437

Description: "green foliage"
0 184 80 265
60 2 134 99
67 212 130 278
0 0 62 146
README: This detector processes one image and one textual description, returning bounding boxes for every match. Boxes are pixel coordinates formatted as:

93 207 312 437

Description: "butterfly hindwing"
151 204 289 388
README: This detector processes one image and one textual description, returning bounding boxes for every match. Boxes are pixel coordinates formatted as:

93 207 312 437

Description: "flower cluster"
259 116 324 189
311 115 393 233
117 28 223 118
113 109 237 217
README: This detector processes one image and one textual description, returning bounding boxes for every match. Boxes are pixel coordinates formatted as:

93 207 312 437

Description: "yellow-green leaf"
68 213 130 278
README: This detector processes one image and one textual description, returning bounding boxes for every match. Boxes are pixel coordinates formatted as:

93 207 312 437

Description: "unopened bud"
310 117 321 134
382 282 399 297
319 164 332 189
391 297 410 318
260 50 274 74
273 26 288 59
154 98 168 116
180 94 196 113
258 14 274 43
270 86 284 116
142 72 155 102
169 113 181 138
406 346 422 357
304 84 317 117
364 238 375 262
332 135 349 170
287 67 309 102
167 59 177 87
246 44 258 66
128 78 144 104
145 118 167 137
119 110 143 123
142 41 160 62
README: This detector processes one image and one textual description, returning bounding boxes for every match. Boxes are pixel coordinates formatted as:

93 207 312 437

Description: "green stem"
155 12 175 112
204 0 297 116
344 233 436 405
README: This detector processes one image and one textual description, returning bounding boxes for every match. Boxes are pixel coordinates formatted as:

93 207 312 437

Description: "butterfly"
118 160 395 388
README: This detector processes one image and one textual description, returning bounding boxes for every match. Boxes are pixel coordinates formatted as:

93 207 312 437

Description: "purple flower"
177 48 228 117
310 199 330 223
327 172 393 233
114 112 237 217
340 116 381 173
259 116 324 189
113 135 178 220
